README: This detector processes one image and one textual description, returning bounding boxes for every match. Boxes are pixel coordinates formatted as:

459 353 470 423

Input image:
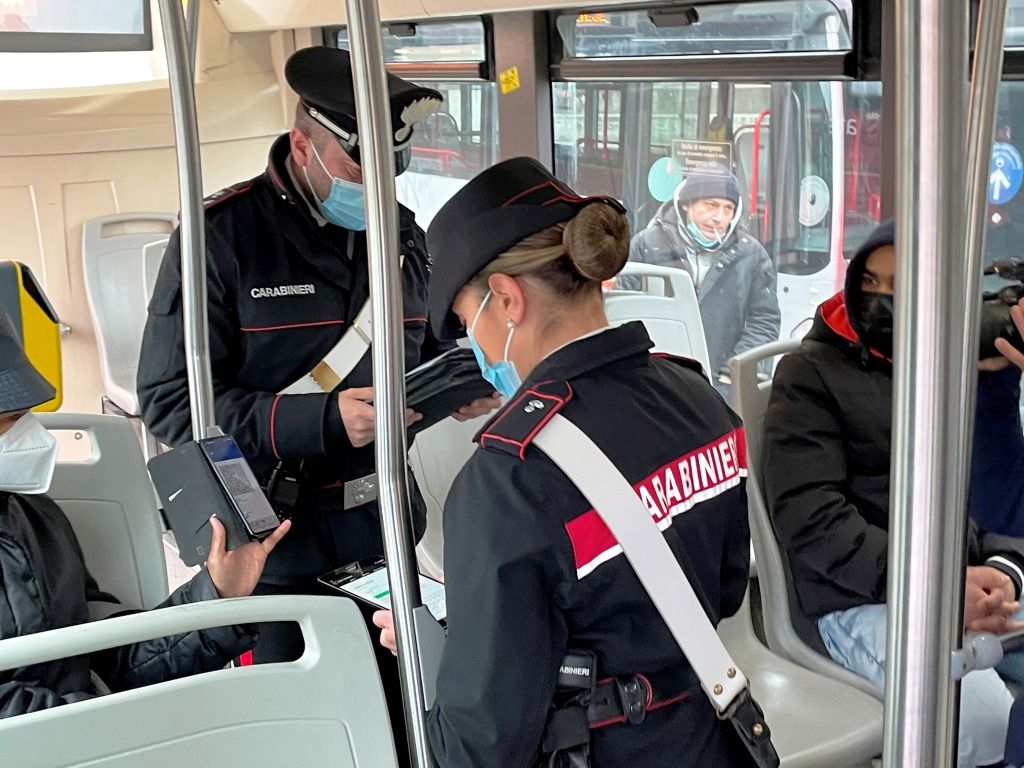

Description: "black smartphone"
318 557 447 624
199 435 282 538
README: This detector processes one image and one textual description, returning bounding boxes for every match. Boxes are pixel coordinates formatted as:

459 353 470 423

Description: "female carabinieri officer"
374 158 755 767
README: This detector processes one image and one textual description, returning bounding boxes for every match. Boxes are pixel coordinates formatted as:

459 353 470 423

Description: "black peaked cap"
0 311 55 414
285 47 442 148
426 157 625 340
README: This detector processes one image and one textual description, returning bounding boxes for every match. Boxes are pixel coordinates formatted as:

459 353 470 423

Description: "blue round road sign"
989 142 1024 205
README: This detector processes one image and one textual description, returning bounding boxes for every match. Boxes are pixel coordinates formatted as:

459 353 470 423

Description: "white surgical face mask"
0 412 58 495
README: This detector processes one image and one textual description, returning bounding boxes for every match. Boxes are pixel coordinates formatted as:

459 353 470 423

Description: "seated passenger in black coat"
0 314 289 718
762 220 1023 768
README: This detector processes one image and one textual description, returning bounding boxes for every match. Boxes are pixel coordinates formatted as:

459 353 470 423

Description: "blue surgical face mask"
467 291 522 399
685 219 723 250
304 143 367 231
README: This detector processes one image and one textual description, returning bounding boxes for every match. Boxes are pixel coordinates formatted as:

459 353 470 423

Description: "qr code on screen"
218 463 256 497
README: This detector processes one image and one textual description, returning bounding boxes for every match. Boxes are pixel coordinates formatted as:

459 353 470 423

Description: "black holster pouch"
720 687 780 768
536 652 661 768
263 461 302 514
536 651 596 768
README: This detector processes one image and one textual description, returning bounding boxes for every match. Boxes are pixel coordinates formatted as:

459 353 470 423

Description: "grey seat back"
82 213 174 415
719 592 882 766
605 262 712 377
729 342 882 698
0 595 399 768
39 412 168 613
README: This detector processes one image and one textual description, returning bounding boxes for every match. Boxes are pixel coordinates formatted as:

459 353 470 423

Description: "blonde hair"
469 203 629 297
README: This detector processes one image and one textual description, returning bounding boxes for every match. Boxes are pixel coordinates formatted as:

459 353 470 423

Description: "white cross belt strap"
533 413 746 713
535 414 778 767
279 298 374 395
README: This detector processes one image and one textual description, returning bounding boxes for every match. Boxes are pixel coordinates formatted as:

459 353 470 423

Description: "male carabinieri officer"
138 46 500 663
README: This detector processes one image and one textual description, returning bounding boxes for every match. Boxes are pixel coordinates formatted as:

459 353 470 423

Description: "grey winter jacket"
0 492 255 718
628 201 781 376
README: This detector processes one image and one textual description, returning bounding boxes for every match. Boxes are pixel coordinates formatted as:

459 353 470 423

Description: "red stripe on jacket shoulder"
564 426 747 579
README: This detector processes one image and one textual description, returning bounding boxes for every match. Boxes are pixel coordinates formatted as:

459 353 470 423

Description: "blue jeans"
819 603 1013 768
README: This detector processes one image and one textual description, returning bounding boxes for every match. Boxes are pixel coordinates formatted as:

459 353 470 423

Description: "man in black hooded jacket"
762 220 1022 768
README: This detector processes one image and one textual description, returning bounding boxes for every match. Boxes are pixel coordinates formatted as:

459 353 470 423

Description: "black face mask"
857 291 894 358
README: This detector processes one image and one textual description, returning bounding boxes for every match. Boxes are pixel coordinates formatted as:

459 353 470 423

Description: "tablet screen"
333 567 447 623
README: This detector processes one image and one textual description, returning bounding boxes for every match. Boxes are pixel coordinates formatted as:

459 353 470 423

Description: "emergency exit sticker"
671 140 733 177
499 66 521 95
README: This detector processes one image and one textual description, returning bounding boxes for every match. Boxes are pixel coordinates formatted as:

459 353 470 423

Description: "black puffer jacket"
762 226 1024 647
0 492 255 718
628 200 780 377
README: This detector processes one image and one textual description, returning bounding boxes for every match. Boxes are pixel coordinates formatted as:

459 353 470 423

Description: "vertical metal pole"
157 0 216 440
344 3 433 766
962 2 1009 385
185 0 200 79
885 5 970 767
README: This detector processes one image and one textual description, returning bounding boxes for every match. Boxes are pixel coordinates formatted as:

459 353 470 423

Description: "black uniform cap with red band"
426 157 626 340
285 47 443 174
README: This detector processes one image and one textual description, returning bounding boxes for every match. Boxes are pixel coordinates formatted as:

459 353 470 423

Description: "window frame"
323 17 495 82
549 2 859 83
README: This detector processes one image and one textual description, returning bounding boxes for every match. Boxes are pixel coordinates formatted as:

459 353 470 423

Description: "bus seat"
0 595 399 768
409 412 488 579
719 591 883 766
82 213 175 418
605 262 712 378
729 342 883 699
39 412 168 617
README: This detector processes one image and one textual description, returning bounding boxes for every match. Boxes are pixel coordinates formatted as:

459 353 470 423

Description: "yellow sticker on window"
499 66 521 95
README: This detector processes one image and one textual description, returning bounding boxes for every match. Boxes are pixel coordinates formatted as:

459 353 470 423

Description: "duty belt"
541 652 695 755
265 462 379 512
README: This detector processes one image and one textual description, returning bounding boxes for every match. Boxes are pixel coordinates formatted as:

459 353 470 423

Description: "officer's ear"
290 127 315 167
486 273 527 327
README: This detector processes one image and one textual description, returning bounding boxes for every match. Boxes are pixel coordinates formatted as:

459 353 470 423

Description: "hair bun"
562 203 630 282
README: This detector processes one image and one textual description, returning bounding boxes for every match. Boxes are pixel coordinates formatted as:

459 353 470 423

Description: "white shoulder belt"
279 256 407 396
279 298 373 395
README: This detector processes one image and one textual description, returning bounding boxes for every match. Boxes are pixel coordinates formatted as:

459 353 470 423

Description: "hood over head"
844 218 895 341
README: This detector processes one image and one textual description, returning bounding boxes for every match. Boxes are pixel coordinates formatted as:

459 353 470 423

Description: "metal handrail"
885 2 989 764
157 0 216 440
343 2 435 766
961 1 1009 467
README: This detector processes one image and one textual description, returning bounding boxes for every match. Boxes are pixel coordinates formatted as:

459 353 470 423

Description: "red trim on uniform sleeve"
269 395 283 461
565 510 616 573
403 317 427 324
240 319 345 333
735 427 748 471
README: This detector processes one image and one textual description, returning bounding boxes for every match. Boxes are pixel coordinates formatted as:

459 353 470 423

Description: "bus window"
0 0 166 92
985 82 1024 276
555 1 852 59
1001 0 1024 48
331 20 497 227
554 78 882 341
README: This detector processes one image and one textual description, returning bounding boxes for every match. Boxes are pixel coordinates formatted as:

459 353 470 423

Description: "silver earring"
507 319 515 329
